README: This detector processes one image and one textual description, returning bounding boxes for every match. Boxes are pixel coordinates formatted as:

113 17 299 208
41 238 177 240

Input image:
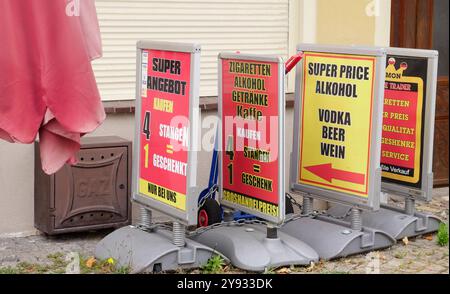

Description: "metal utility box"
34 136 132 235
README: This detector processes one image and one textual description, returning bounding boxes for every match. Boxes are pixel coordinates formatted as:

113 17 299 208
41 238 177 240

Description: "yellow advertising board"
298 52 376 198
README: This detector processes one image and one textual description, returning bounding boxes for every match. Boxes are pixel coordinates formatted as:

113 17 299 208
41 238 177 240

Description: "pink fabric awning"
0 0 105 174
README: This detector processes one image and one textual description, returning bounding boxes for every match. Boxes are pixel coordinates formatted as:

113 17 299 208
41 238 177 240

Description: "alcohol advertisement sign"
291 45 386 209
381 48 438 201
219 53 285 223
298 52 375 197
133 41 201 225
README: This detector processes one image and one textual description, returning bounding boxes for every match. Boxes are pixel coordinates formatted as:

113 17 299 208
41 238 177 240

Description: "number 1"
143 144 149 168
227 163 233 185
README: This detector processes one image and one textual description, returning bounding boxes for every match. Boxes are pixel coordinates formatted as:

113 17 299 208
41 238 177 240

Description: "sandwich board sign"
380 48 438 201
219 53 285 224
133 41 201 225
290 44 386 210
96 41 222 273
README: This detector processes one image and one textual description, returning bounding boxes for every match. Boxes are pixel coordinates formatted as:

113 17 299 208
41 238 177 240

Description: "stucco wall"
315 0 390 46
0 143 35 236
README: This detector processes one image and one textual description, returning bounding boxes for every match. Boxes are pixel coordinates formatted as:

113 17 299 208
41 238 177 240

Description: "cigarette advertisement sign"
381 55 427 188
219 53 285 223
134 41 200 225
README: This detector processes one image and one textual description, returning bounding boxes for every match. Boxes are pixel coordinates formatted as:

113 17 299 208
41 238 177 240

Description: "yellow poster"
298 52 376 198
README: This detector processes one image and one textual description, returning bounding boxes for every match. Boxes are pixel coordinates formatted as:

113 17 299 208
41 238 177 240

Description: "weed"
263 267 276 274
200 255 225 274
394 251 407 259
437 223 449 246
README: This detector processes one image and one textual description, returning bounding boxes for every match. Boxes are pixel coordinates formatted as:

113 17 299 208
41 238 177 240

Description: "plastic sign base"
95 226 225 273
281 216 395 260
328 203 442 240
190 223 319 272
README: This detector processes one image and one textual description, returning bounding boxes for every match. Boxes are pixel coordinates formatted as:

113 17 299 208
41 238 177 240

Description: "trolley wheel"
285 195 294 214
198 198 222 227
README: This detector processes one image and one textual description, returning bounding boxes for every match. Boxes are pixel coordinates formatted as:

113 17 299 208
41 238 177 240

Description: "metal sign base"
328 202 442 240
190 223 319 272
281 216 395 260
95 226 225 273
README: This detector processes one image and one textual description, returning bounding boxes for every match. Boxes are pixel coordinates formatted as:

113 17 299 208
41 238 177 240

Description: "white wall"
291 0 391 47
0 143 35 237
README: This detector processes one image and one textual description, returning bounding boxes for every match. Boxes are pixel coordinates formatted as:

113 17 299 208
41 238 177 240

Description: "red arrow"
304 163 365 185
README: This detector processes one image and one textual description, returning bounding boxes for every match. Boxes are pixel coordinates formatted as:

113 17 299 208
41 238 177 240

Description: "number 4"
225 135 234 160
143 111 151 140
225 136 234 185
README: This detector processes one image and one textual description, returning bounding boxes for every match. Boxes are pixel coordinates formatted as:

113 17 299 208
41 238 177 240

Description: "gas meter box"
34 136 132 235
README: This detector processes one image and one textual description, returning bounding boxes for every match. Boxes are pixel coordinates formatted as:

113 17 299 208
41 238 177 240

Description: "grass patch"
0 253 130 274
0 267 20 274
0 253 69 274
437 223 449 246
320 270 350 274
0 257 68 274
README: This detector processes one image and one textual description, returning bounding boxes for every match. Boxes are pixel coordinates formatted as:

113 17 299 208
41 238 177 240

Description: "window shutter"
93 0 289 101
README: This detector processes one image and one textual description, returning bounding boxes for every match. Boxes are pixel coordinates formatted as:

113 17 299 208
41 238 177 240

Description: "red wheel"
198 198 221 227
198 209 209 227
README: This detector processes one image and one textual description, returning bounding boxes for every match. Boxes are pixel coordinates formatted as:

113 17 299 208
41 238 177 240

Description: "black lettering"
147 76 187 95
152 58 181 75
320 143 345 159
318 109 351 125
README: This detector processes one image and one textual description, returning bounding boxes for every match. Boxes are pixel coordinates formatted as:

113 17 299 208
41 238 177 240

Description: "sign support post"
95 41 224 273
344 48 442 240
192 52 318 272
281 44 395 260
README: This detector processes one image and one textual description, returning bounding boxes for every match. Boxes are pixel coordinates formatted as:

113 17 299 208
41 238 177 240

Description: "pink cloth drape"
0 0 105 174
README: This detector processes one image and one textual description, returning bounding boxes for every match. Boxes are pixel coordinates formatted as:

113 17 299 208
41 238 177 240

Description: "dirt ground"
0 188 448 274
